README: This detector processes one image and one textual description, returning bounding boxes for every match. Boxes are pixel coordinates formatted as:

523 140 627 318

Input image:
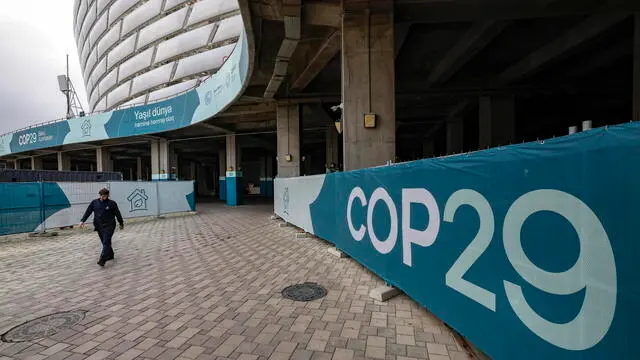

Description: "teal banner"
0 31 249 157
275 122 640 360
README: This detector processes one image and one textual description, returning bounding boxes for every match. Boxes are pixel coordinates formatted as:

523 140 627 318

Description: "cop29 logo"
18 132 38 146
346 186 616 352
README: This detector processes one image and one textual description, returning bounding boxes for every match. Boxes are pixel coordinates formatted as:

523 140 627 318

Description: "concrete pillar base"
327 247 348 258
369 286 401 302
225 171 243 206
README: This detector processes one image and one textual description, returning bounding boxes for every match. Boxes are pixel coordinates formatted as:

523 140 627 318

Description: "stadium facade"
74 0 243 112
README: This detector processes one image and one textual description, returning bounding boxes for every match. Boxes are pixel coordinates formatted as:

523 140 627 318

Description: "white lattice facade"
73 0 242 112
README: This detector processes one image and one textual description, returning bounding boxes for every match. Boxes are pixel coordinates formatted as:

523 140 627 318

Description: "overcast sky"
0 0 88 135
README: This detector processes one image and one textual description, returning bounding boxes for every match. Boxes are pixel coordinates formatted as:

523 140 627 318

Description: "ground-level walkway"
0 203 472 360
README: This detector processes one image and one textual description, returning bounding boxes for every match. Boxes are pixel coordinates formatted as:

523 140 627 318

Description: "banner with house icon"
0 181 195 236
109 182 160 218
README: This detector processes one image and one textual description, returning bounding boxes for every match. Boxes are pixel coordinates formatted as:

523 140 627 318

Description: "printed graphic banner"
274 122 640 360
0 181 195 236
0 30 249 157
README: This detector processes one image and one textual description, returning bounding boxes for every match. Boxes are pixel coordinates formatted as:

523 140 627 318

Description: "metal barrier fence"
274 122 640 360
0 181 195 236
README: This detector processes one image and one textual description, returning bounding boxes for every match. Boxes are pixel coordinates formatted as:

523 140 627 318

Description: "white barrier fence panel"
274 175 326 235
109 182 161 218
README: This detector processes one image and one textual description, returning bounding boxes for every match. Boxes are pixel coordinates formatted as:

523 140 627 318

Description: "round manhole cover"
282 282 327 302
1 310 86 343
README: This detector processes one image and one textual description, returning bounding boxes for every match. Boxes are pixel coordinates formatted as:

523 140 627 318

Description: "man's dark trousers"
98 227 115 261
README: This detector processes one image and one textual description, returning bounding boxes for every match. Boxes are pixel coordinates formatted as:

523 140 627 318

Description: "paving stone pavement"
0 203 474 360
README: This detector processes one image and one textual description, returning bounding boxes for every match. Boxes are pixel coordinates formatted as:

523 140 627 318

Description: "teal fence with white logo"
274 122 640 360
0 181 195 236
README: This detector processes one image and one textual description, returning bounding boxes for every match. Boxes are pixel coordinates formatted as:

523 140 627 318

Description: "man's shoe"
97 260 106 266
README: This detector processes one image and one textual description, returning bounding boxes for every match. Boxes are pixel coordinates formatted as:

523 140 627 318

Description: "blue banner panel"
276 122 640 360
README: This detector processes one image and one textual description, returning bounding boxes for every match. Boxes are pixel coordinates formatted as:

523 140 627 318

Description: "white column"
151 139 169 180
57 152 71 171
96 147 112 172
31 156 43 170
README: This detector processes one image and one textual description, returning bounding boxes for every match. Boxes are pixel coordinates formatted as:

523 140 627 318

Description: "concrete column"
96 147 112 172
422 139 435 158
225 135 243 206
14 159 20 169
276 104 301 178
326 128 339 169
633 13 640 120
136 157 143 180
446 118 464 154
151 139 169 180
479 95 515 148
189 162 197 180
57 152 71 171
31 156 43 170
341 1 395 171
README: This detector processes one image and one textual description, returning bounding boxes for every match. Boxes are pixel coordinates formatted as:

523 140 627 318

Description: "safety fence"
0 181 195 236
274 121 640 360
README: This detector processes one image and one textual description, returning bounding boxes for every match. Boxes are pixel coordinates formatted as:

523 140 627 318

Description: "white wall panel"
131 63 173 95
98 68 118 96
173 44 235 79
187 0 238 26
76 0 88 39
107 33 135 68
121 0 163 36
80 2 96 43
74 0 82 21
118 48 153 79
213 15 243 43
164 0 189 12
97 0 111 14
89 11 108 47
154 24 214 64
97 23 120 57
119 94 146 108
147 79 197 102
137 7 188 49
81 40 91 67
94 97 108 112
90 57 107 86
108 0 137 25
89 86 101 110
85 52 98 80
107 81 131 108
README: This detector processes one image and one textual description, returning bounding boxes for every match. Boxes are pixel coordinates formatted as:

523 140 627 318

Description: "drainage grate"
282 282 327 302
1 310 86 343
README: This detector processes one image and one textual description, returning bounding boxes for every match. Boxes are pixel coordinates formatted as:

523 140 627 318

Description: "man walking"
80 188 124 266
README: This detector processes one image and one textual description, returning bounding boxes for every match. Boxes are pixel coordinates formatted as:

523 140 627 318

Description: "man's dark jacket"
81 199 124 231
